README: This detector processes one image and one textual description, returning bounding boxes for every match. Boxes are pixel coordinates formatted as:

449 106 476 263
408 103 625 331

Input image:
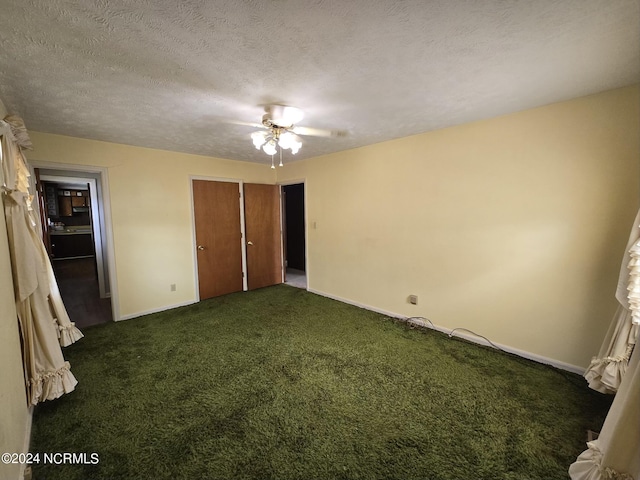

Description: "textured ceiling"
0 0 638 164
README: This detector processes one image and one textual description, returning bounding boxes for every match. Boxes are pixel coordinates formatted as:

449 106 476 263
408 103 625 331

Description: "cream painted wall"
0 100 31 480
26 134 275 319
278 85 640 369
14 86 640 369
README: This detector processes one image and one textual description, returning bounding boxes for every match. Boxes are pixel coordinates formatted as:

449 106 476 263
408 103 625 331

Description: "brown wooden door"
244 183 282 290
193 180 244 300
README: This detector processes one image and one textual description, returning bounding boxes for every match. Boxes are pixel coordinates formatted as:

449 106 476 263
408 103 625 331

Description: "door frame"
29 161 118 321
189 176 248 301
278 179 308 289
39 174 106 295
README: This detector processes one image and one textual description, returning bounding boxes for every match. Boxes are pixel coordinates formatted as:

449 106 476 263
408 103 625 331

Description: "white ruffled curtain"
1 115 83 405
584 209 640 393
569 346 640 480
569 209 640 480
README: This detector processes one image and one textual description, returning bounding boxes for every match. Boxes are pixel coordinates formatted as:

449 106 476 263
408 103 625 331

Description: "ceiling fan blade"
290 126 348 138
225 119 265 129
265 105 304 127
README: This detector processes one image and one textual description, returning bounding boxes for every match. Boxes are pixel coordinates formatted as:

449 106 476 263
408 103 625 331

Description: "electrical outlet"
408 294 418 305
170 284 176 292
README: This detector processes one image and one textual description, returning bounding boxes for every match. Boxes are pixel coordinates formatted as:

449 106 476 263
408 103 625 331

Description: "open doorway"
37 170 113 328
282 182 307 289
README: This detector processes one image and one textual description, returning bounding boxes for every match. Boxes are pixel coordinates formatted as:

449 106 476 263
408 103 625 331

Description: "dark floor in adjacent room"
52 257 112 329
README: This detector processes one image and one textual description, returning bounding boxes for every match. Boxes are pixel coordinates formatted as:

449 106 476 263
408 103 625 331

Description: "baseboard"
307 288 585 375
117 300 197 321
307 288 404 319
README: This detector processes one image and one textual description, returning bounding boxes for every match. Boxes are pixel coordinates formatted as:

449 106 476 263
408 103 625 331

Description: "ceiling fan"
247 105 347 167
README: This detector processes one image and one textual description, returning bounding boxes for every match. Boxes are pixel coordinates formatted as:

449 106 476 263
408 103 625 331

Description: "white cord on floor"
448 327 505 352
402 314 581 385
403 316 504 352
405 316 434 328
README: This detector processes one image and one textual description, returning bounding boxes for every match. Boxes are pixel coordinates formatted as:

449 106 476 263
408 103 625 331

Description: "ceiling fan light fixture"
250 104 342 164
251 130 268 149
262 139 277 156
277 131 303 153
278 131 293 149
290 134 302 154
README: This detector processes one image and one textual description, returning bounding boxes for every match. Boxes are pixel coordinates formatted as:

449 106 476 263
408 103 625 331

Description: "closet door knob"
197 245 205 251
247 241 254 246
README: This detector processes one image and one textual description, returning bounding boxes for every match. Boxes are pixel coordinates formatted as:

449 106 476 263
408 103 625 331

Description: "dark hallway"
283 183 305 271
283 183 307 289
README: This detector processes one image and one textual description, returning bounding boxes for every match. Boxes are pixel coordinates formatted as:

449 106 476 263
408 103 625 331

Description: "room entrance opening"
282 182 307 289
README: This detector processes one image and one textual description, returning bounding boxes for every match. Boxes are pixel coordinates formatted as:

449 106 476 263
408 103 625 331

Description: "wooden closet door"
193 180 243 300
244 183 282 290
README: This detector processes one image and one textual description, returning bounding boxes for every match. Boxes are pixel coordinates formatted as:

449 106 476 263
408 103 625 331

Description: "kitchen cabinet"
58 196 72 216
57 190 89 217
50 232 94 258
71 195 88 207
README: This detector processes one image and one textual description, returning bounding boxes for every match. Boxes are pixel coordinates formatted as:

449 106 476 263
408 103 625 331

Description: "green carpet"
31 285 611 480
